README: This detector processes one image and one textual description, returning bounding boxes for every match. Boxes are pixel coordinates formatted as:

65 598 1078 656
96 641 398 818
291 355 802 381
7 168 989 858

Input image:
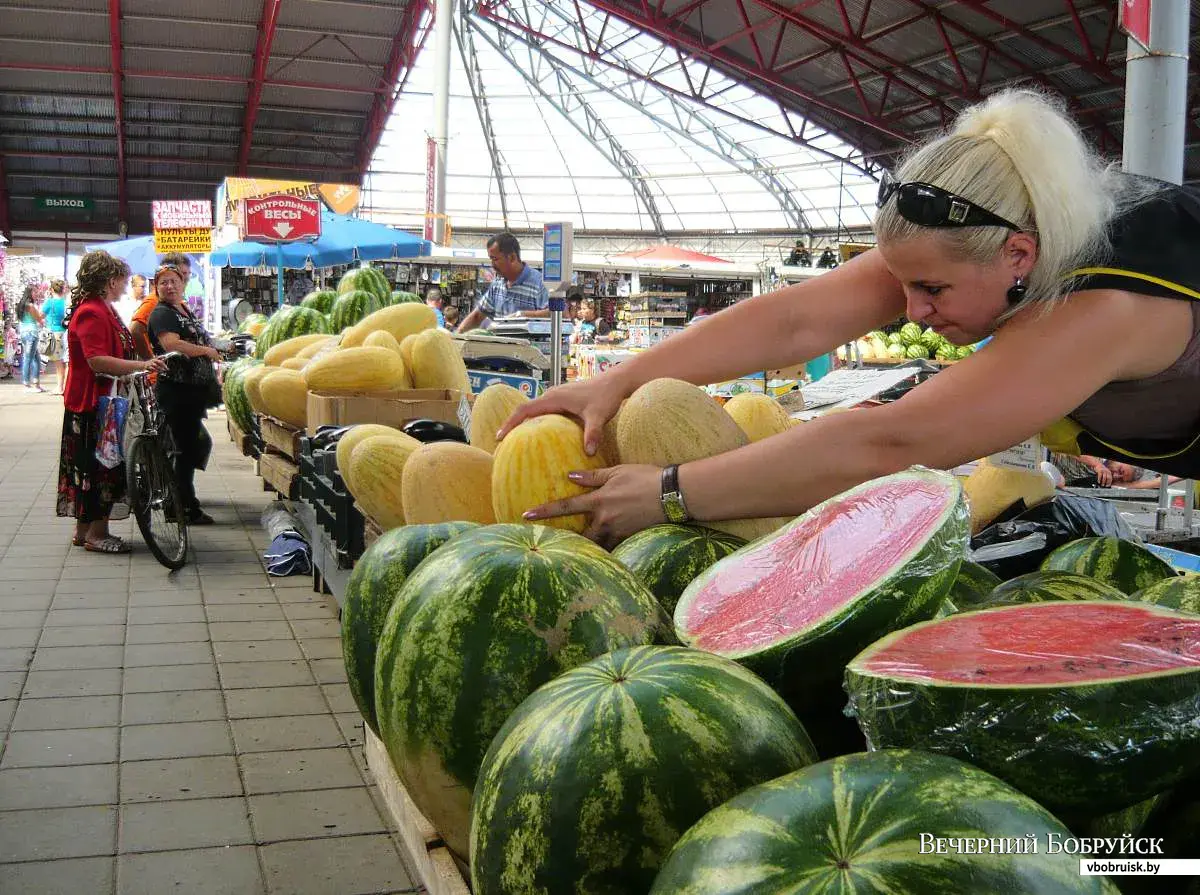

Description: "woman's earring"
1006 276 1027 304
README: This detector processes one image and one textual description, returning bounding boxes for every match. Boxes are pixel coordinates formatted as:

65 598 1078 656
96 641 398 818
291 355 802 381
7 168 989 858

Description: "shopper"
131 252 190 360
41 278 69 395
425 287 446 328
57 251 166 553
15 285 45 391
146 263 221 526
443 305 460 329
502 88 1200 546
456 233 550 333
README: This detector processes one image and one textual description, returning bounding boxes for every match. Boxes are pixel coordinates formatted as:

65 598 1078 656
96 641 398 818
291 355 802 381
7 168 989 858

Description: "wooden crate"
363 516 385 551
227 417 255 458
258 451 300 500
365 729 471 895
259 415 303 460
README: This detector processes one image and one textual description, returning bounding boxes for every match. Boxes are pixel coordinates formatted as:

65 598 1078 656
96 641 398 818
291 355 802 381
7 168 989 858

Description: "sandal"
84 537 132 555
71 535 85 547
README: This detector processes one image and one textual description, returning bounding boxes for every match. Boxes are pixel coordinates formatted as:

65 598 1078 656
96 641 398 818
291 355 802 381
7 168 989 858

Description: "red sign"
1120 0 1152 51
152 199 212 230
424 136 436 242
242 194 322 243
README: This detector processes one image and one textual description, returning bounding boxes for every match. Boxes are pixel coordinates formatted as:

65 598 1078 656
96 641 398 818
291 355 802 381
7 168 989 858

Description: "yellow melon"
348 433 423 529
362 331 413 389
303 346 407 394
242 365 273 415
341 302 437 348
336 424 405 494
295 335 337 360
616 378 748 465
724 393 794 442
402 442 496 525
410 328 471 394
263 333 331 367
258 369 308 429
281 357 308 371
399 333 418 372
470 383 530 454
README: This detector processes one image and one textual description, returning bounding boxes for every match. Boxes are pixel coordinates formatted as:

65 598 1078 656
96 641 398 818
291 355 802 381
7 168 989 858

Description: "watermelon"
845 601 1200 814
470 645 818 895
899 321 923 344
300 289 336 314
337 266 390 303
390 290 421 305
221 358 261 433
983 569 1127 606
329 289 382 333
373 523 664 859
1041 536 1176 593
342 522 478 735
254 305 330 358
674 469 968 707
649 750 1119 895
1132 575 1200 614
237 312 268 336
905 343 928 359
613 524 745 615
945 560 1001 608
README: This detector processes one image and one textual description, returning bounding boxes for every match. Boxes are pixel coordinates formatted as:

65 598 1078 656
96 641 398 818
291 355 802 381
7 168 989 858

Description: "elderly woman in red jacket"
57 251 165 554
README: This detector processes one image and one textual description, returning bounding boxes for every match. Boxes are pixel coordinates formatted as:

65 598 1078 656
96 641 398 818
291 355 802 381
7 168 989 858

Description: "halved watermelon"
845 601 1200 814
674 468 968 707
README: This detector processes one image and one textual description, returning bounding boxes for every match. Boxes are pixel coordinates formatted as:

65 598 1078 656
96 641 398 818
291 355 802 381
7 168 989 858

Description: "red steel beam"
0 61 388 95
239 0 283 174
108 0 127 225
3 148 358 173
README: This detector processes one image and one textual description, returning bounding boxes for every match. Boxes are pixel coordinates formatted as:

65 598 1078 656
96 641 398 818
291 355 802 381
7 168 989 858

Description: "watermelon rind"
390 290 422 305
844 601 1200 814
674 468 968 706
300 289 337 314
613 524 746 615
342 522 478 735
253 305 330 358
945 560 1002 608
982 569 1127 607
237 312 269 336
373 523 664 859
1132 575 1200 615
470 645 818 895
329 289 383 333
337 266 390 304
1041 536 1177 594
221 358 261 433
649 749 1120 895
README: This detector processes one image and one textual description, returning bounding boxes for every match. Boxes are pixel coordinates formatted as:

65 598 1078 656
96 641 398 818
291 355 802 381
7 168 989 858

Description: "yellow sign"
221 177 361 223
154 228 212 253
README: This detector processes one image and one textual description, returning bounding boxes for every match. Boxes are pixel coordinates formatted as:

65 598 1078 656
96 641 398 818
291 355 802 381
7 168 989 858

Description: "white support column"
431 0 454 245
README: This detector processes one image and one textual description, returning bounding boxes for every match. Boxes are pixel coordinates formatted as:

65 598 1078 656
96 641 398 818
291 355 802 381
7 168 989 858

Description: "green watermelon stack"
1041 536 1177 593
1132 575 1200 614
945 560 1001 608
337 266 390 304
300 289 337 314
389 290 421 305
237 313 268 336
373 523 664 859
613 524 745 614
650 750 1119 895
329 289 382 333
983 569 1127 607
253 305 330 358
221 357 261 433
470 645 818 895
342 522 477 734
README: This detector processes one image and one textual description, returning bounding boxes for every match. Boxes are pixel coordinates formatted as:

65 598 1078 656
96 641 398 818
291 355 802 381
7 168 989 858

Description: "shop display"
723 391 796 441
401 442 496 526
962 458 1056 533
1040 535 1177 594
410 327 472 393
470 645 818 895
845 602 1200 814
257 369 309 428
983 569 1126 606
372 524 663 859
303 346 408 393
254 306 331 358
469 383 530 453
675 469 968 706
650 750 1115 895
1131 575 1200 613
329 288 384 333
348 433 422 529
611 524 745 614
341 302 437 347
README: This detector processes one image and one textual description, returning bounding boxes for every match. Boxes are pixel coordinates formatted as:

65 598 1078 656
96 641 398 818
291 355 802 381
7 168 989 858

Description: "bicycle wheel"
127 434 189 570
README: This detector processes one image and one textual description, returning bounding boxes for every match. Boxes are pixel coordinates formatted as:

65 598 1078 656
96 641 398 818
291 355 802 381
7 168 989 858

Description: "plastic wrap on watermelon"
843 601 1200 815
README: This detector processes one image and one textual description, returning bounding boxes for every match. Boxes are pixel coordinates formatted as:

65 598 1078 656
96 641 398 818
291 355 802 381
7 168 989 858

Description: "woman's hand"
142 357 168 373
204 346 221 361
522 465 665 548
498 376 627 456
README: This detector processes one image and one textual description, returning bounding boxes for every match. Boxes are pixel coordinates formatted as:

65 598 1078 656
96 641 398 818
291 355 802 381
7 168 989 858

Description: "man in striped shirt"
457 232 550 333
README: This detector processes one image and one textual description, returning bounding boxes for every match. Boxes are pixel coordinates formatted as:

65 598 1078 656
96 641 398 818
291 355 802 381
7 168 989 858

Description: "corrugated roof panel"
123 75 248 104
271 30 393 64
0 41 110 69
132 47 254 79
124 0 260 24
259 84 372 113
277 0 407 36
122 16 257 52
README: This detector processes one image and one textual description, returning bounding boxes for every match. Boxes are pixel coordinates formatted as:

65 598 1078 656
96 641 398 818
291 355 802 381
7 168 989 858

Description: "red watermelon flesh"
856 602 1200 686
679 477 955 654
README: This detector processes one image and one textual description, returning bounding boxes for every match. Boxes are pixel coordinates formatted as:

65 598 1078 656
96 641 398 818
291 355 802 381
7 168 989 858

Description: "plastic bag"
95 381 129 469
969 492 1138 580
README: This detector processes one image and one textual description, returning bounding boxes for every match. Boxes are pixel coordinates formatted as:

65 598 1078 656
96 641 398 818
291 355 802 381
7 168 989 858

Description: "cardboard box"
306 389 472 434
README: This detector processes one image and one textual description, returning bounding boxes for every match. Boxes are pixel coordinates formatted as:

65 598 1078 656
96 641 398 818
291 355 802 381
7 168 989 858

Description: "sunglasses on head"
877 172 1020 231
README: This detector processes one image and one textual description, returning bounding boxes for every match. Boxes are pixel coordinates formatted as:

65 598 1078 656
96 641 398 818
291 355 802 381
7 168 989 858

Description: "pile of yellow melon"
241 304 471 429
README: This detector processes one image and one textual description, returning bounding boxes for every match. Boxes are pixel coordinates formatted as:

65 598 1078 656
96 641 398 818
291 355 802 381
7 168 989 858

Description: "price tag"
989 436 1044 472
457 394 473 442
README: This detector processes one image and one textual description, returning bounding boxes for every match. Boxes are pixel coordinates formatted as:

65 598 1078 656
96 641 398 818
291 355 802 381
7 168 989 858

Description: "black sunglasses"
877 172 1019 231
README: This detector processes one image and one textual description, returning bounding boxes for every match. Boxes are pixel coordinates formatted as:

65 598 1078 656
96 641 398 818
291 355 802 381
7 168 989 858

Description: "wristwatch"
660 465 691 524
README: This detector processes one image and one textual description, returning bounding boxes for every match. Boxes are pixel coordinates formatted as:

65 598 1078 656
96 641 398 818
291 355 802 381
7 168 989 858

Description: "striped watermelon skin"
946 560 1001 608
470 646 818 895
237 313 268 336
373 523 664 859
1041 536 1177 593
983 570 1127 607
342 522 478 735
613 524 746 614
221 358 261 433
329 289 383 333
300 289 337 314
845 601 1200 814
1132 575 1200 615
338 267 390 303
389 290 421 305
254 306 330 358
650 750 1120 895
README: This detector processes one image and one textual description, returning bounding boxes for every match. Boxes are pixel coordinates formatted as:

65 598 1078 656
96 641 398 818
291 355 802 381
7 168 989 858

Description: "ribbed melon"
399 333 418 372
336 424 405 495
725 392 793 442
303 346 407 394
258 369 308 429
411 328 471 393
242 364 273 416
341 302 438 348
263 333 333 367
964 459 1055 534
402 443 496 525
281 357 307 371
361 331 412 388
348 433 422 528
470 383 530 453
492 414 608 533
294 335 337 360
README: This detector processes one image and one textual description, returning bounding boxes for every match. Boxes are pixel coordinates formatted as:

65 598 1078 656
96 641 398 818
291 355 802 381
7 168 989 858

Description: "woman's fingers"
566 467 614 488
522 489 599 522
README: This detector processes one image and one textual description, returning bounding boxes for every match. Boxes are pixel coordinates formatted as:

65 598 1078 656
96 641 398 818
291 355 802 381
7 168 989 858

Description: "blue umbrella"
84 235 160 277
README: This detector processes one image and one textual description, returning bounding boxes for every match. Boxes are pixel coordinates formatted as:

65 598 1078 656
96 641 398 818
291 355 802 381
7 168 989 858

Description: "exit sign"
33 195 94 220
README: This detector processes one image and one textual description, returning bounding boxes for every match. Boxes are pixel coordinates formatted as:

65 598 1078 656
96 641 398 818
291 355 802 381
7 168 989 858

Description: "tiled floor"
0 380 421 894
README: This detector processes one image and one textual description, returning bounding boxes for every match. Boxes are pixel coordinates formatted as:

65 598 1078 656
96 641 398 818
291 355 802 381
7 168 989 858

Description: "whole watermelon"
649 750 1119 895
329 289 382 333
1041 536 1176 594
254 306 330 358
300 289 337 314
390 290 421 305
342 522 478 734
221 358 261 433
237 313 268 337
613 524 745 614
983 569 1126 607
471 645 818 895
337 266 389 304
945 560 1001 609
374 523 664 859
1132 574 1200 614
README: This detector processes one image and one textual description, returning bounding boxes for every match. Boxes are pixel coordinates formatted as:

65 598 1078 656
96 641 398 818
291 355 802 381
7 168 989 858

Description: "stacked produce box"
842 320 981 364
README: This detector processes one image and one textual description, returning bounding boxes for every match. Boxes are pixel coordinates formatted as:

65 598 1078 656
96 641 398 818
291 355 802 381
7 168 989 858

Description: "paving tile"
0 856 116 895
30 644 124 671
60 563 129 580
239 746 363 795
232 714 345 754
0 592 56 611
308 658 348 684
12 694 121 730
0 804 117 861
121 720 233 761
45 607 126 627
120 755 242 802
274 588 322 604
335 713 366 749
289 618 341 639
117 846 263 895
127 588 203 606
208 620 293 641
0 609 49 628
0 627 41 648
0 763 119 809
205 602 285 623
259 834 413 895
2 554 71 569
119 796 253 853
320 683 358 715
280 601 334 621
202 586 278 605
249 786 386 842
53 578 129 597
122 689 226 726
39 624 125 647
271 574 314 590
0 565 61 581
213 639 303 663
0 671 23 700
125 604 206 625
124 663 218 693
130 568 199 587
125 621 209 644
219 660 314 690
24 667 122 698
298 637 342 661
0 698 15 731
196 562 267 577
0 646 32 670
223 685 329 720
124 641 213 668
1 726 119 768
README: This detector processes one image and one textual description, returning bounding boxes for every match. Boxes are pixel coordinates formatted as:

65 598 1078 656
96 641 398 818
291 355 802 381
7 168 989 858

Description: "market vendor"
499 88 1200 546
131 251 191 360
456 233 550 333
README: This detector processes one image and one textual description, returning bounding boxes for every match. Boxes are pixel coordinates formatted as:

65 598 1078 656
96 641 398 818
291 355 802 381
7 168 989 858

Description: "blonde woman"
501 89 1200 546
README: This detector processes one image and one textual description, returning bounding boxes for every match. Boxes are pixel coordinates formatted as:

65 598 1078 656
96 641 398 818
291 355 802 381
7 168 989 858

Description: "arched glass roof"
362 0 880 235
